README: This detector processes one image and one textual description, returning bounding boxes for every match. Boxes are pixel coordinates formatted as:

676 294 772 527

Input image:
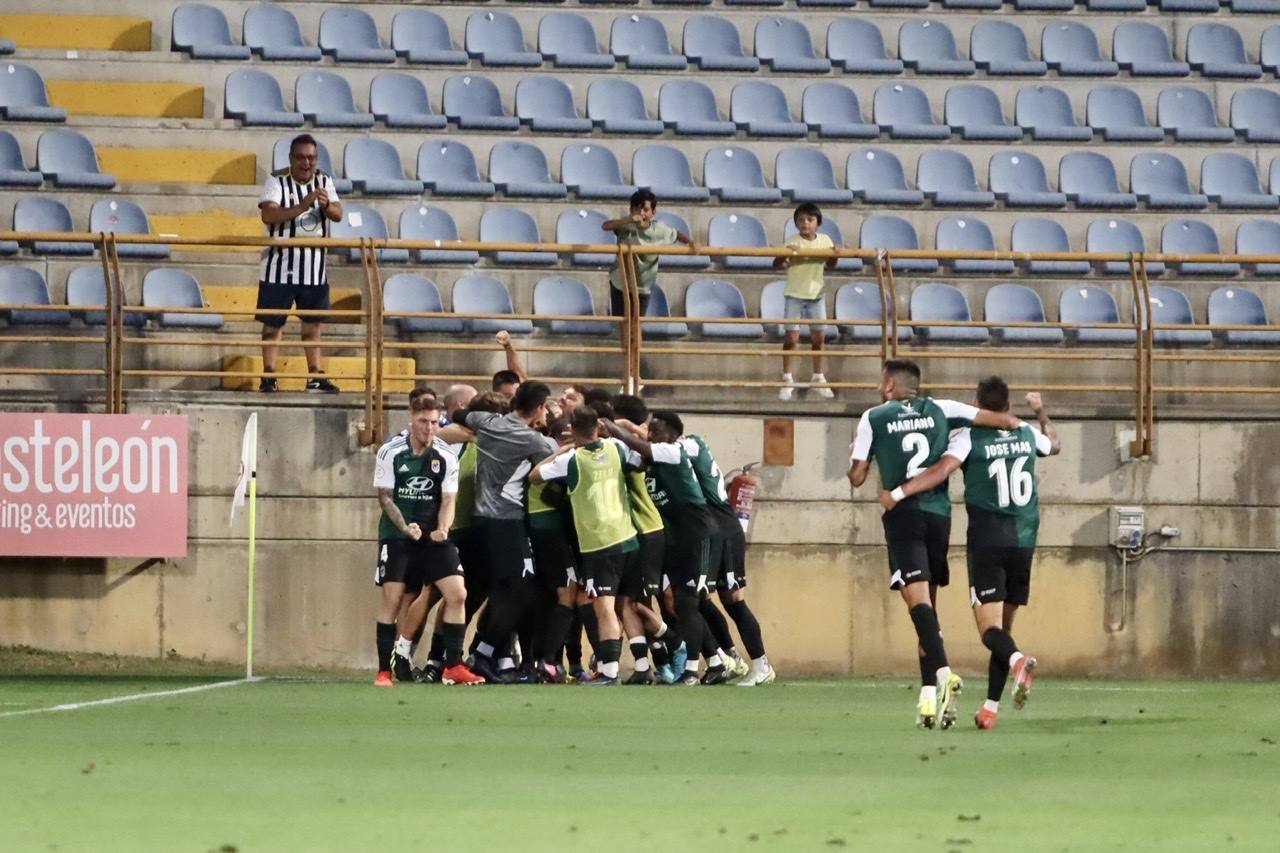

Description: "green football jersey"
685 434 730 511
646 438 708 511
954 424 1051 548
373 437 459 541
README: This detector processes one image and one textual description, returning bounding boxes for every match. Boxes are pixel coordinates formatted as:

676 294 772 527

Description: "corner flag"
230 413 259 679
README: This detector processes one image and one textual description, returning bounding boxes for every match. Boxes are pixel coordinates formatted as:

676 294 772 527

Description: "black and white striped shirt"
258 171 338 286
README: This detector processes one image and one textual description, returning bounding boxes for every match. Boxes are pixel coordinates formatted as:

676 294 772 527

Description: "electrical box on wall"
1110 506 1145 549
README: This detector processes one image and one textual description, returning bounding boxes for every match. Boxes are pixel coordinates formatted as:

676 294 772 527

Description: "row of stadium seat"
170 6 1280 80
3 264 1273 348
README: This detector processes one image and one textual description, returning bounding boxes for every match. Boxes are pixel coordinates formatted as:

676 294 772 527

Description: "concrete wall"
2 400 1277 676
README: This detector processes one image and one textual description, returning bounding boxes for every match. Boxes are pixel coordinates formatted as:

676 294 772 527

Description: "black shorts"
881 504 951 590
709 508 747 591
967 547 1034 606
621 530 664 600
529 524 577 591
473 517 534 583
661 506 714 592
375 538 462 592
581 544 627 598
256 280 330 327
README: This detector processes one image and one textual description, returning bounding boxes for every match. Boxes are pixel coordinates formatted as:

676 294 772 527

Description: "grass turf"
0 675 1276 852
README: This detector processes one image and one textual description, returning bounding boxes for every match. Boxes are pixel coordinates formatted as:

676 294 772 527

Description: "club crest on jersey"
900 400 914 412
431 459 441 474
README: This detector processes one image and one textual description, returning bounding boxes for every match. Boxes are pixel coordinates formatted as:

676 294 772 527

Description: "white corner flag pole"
230 413 259 680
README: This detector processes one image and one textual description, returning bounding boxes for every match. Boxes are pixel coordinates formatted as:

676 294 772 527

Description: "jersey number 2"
902 433 929 479
988 456 1033 507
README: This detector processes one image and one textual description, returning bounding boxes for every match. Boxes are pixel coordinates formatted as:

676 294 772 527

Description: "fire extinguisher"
726 462 761 537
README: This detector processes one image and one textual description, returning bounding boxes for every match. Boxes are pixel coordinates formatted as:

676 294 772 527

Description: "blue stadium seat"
1146 285 1211 346
1236 220 1280 275
1230 88 1280 143
332 203 408 263
705 147 782 204
1012 218 1090 275
272 137 350 194
1157 0 1221 11
587 80 663 135
1209 286 1280 345
1262 26 1280 76
1113 23 1190 78
224 69 303 126
562 144 634 200
14 197 91 256
0 130 42 187
479 208 556 266
937 217 1013 274
731 82 805 138
319 9 395 63
990 151 1066 208
66 265 143 327
516 77 591 133
172 5 250 60
835 282 911 341
89 199 169 259
399 205 479 264
1201 153 1276 209
686 279 764 338
641 285 688 339
345 138 421 196
873 84 950 140
709 213 773 270
1186 24 1262 79
1016 85 1092 142
370 73 446 130
0 40 12 56
534 276 612 335
1060 286 1134 344
612 15 688 70
826 20 904 75
862 215 938 273
443 75 519 131
142 269 223 328
683 16 759 72
244 5 321 62
1233 0 1280 12
391 10 468 66
900 21 975 76
1157 87 1234 143
36 130 115 189
1016 0 1074 10
760 280 838 340
1162 219 1239 276
970 21 1047 77
1130 152 1208 210
775 148 854 205
452 274 532 334
0 267 70 326
782 217 860 272
0 64 67 122
489 141 565 199
801 83 878 139
847 148 923 205
466 11 541 67
1043 24 1119 77
945 85 1023 141
383 273 463 334
986 283 1062 344
869 0 929 9
633 145 710 201
917 150 994 207
911 283 988 343
659 80 734 136
555 208 614 266
755 19 831 73
1060 152 1137 209
539 13 615 69
654 211 709 269
1087 218 1164 275
1087 86 1162 142
295 72 374 128
944 0 1002 15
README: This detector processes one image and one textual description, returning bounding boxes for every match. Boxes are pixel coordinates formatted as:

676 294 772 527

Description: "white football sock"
983 700 1000 713
394 636 413 658
1009 651 1025 668
599 661 619 679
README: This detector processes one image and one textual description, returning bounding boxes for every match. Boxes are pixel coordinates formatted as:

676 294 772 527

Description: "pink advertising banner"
0 413 188 558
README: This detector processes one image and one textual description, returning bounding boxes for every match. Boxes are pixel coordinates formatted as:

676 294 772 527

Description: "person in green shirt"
848 359 1019 729
773 202 838 401
882 378 1061 731
603 189 698 318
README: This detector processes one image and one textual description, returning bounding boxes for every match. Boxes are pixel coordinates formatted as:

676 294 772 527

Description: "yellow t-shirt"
783 233 834 300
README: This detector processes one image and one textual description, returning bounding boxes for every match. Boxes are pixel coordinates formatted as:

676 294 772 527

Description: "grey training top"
463 411 550 521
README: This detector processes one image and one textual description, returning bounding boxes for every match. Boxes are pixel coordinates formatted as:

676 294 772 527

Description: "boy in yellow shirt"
773 203 838 401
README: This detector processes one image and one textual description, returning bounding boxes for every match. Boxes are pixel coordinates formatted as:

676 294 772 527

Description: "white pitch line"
0 677 258 719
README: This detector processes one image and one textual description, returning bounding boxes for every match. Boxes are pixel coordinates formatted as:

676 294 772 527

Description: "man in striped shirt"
256 134 343 393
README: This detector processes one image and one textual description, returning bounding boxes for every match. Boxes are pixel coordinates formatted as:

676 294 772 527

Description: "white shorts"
784 295 827 333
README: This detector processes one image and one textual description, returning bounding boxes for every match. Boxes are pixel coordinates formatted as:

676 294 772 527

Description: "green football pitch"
1 669 1276 852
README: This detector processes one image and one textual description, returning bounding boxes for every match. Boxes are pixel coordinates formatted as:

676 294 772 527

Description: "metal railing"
3 229 1280 453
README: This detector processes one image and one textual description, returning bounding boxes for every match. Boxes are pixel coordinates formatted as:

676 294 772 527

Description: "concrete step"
220 355 415 392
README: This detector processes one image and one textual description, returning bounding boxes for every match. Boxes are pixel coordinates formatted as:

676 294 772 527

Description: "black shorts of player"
880 501 951 591
255 280 330 327
708 506 747 591
580 543 627 598
529 524 577 592
661 504 715 591
966 507 1033 606
621 530 664 600
473 516 534 583
376 538 462 593
451 526 485 585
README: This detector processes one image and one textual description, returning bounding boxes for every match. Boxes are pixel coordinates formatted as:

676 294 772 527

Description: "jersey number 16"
988 456 1033 508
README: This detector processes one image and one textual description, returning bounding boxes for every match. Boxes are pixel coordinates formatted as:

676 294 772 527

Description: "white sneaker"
778 382 795 401
810 374 835 399
737 665 776 686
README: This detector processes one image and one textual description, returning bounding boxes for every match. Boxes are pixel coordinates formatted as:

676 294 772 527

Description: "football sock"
475 640 496 660
983 699 1000 714
542 604 575 664
651 626 678 667
442 622 466 667
918 652 932 687
599 639 622 679
376 622 395 672
699 598 735 651
673 589 705 670
988 652 1010 703
566 615 584 670
629 637 650 672
908 604 949 676
577 604 600 656
981 627 1019 664
427 632 445 667
724 600 766 659
498 657 515 672
394 635 413 661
